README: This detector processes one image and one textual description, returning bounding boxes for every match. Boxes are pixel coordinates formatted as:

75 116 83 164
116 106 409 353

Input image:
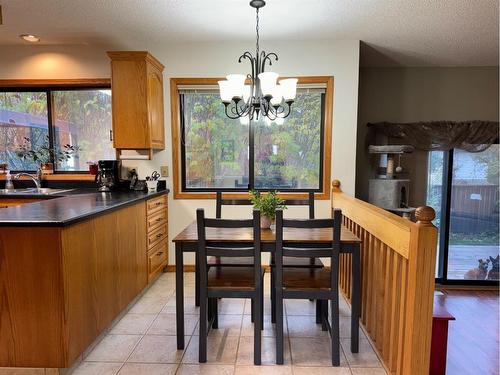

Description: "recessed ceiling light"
20 34 40 43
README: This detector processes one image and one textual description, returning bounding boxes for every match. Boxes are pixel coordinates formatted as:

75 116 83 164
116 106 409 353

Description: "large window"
174 77 332 198
0 84 114 172
427 146 499 284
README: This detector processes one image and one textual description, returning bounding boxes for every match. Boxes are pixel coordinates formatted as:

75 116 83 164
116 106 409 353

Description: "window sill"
173 191 330 200
0 174 95 181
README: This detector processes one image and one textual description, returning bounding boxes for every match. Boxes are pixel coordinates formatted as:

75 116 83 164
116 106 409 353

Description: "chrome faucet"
14 168 42 189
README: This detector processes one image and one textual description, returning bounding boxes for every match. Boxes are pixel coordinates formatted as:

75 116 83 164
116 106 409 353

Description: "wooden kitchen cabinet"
107 51 165 152
145 194 168 281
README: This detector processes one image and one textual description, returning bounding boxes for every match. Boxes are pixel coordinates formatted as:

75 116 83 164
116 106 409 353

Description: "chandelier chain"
255 8 260 57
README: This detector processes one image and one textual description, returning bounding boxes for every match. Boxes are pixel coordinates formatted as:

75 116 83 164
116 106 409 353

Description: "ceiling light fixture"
20 34 40 43
219 0 297 121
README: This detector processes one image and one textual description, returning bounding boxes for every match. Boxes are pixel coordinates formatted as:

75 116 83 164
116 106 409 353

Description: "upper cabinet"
107 51 165 152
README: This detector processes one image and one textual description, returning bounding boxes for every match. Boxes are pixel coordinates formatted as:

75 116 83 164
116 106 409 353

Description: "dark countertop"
0 188 169 227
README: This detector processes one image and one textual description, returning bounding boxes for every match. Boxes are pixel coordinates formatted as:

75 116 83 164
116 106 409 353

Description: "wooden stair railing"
332 180 438 375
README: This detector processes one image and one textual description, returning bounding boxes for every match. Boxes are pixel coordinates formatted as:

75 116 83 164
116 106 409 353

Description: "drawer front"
147 210 167 232
148 224 167 249
147 195 167 215
148 240 168 279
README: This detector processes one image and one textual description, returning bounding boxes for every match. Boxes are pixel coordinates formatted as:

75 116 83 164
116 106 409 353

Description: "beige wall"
356 67 499 206
0 40 361 265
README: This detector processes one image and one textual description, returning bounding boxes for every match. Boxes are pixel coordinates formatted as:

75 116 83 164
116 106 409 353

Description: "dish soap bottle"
5 171 14 190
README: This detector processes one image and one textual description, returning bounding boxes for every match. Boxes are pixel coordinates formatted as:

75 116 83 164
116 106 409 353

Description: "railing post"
332 179 342 193
402 206 438 375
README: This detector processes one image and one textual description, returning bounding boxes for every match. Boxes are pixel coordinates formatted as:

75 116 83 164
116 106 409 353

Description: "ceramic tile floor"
74 272 386 375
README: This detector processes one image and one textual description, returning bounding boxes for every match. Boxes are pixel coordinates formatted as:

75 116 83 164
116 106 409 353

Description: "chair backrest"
196 208 262 286
216 191 315 219
275 208 342 292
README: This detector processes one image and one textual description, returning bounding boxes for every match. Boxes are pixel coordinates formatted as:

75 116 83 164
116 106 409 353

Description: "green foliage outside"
183 91 322 189
0 90 113 171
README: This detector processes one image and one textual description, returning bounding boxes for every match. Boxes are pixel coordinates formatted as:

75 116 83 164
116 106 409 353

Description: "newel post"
402 206 438 375
332 179 342 193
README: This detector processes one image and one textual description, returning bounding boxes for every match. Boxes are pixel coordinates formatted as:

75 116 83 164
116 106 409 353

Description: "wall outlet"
160 166 169 177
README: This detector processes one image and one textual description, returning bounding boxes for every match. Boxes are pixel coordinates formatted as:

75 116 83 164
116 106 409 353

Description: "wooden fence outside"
332 180 438 375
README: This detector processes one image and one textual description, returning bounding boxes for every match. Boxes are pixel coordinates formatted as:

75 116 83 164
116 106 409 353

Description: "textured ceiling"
0 0 498 66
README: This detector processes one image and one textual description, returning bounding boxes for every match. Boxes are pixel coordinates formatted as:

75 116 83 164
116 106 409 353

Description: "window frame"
170 76 334 200
0 79 111 176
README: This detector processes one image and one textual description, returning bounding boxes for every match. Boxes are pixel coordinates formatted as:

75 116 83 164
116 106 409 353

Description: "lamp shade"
279 78 298 100
243 85 252 102
226 74 246 99
258 72 279 96
218 80 233 102
270 84 283 106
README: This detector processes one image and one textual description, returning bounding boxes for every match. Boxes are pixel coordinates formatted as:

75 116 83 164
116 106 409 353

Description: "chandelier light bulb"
270 84 283 106
226 74 246 99
279 78 298 101
258 72 279 97
218 80 233 103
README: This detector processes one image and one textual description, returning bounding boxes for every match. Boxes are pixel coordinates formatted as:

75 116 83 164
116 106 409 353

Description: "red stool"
430 296 455 375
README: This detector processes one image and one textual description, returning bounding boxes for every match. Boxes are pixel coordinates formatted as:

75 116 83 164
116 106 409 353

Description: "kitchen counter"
0 188 169 227
0 187 169 369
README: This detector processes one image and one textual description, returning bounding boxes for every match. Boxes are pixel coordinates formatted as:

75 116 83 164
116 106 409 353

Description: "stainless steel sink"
0 188 75 195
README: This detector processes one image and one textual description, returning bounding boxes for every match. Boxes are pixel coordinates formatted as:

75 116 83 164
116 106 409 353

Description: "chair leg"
213 298 218 329
331 299 340 366
260 281 264 330
195 261 200 307
321 300 328 331
316 300 321 324
271 268 276 323
253 295 262 365
199 293 207 363
275 291 284 365
251 299 255 323
208 298 213 325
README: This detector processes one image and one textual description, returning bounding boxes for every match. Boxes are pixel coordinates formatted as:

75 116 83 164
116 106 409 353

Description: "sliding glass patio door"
427 146 499 284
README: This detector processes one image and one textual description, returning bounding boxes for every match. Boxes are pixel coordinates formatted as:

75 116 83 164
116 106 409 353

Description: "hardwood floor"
437 290 499 375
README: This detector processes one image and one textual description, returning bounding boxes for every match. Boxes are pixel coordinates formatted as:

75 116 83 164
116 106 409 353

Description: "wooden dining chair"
196 208 264 365
274 208 342 366
213 191 325 323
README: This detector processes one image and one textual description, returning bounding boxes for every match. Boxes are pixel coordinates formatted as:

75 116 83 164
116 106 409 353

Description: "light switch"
160 166 169 177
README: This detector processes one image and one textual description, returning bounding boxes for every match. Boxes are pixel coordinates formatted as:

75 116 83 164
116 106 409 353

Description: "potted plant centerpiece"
16 136 79 174
249 190 287 229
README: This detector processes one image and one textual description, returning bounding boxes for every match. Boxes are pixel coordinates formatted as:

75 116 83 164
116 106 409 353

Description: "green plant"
249 190 287 220
16 136 80 165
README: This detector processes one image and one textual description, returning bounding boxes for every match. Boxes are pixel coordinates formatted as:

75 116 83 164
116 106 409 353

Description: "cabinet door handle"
155 217 163 222
156 251 164 256
155 202 162 206
156 233 163 239
109 130 113 141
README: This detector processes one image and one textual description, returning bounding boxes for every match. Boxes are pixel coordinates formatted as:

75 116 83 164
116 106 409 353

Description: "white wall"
0 40 361 264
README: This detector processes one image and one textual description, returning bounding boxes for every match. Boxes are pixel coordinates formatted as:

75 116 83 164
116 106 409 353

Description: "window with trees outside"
173 77 333 198
0 85 114 172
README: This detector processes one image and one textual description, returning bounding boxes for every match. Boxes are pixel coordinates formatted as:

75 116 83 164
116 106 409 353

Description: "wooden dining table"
172 222 362 353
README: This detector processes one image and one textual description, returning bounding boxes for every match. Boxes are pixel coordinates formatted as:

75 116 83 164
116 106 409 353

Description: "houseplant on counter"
249 190 287 229
16 136 79 174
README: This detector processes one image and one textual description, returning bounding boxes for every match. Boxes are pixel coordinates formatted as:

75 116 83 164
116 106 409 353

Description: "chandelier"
218 0 298 121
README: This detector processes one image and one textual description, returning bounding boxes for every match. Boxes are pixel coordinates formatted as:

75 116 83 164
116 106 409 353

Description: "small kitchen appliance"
96 160 121 192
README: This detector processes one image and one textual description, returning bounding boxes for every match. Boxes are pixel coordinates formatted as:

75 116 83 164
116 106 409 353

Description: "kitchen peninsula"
0 189 169 369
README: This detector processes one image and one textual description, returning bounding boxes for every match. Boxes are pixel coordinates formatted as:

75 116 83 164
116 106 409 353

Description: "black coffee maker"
96 160 121 192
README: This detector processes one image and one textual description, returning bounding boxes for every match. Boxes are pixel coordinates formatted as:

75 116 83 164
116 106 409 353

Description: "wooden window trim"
0 78 111 180
170 76 334 200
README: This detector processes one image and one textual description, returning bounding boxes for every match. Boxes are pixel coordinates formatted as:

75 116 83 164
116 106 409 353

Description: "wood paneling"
0 202 148 368
107 51 165 151
0 227 65 367
332 180 438 375
0 79 110 88
170 76 334 200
